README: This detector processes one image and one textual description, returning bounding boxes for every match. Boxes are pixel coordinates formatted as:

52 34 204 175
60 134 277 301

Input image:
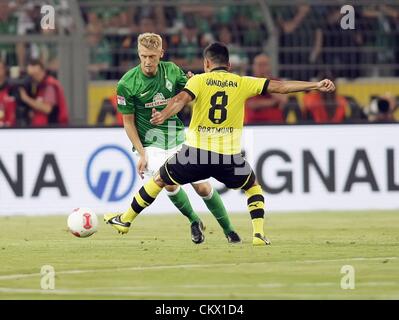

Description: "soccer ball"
67 208 98 238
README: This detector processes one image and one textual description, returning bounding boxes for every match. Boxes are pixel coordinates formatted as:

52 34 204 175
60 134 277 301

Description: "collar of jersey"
210 66 228 72
139 66 160 79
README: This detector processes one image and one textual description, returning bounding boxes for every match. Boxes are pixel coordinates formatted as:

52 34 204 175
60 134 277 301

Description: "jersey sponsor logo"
144 92 171 108
197 125 234 134
117 95 126 106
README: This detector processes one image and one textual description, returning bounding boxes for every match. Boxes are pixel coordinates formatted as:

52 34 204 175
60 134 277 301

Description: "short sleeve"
183 75 202 100
174 65 188 91
116 82 135 114
241 76 269 98
41 84 57 106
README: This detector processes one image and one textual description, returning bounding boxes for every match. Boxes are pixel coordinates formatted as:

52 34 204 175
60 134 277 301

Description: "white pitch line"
0 287 270 298
95 281 399 291
1 282 398 299
0 263 237 281
0 256 397 281
301 256 398 264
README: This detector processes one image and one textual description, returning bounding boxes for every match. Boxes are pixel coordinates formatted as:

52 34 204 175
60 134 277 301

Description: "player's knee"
153 174 167 188
165 184 179 193
241 172 257 191
192 182 212 197
247 180 259 190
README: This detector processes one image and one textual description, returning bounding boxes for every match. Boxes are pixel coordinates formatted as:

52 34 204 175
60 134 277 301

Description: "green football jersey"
117 61 187 150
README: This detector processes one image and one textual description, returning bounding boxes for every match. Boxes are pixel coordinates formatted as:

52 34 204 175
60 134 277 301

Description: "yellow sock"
252 218 264 236
245 184 265 236
121 206 138 223
144 178 163 198
121 178 163 223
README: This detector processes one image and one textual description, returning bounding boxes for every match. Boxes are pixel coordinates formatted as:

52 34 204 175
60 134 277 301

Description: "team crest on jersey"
165 78 173 92
154 92 165 102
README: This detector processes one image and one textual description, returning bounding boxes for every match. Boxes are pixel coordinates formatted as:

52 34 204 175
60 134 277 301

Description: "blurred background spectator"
170 17 203 73
87 23 112 80
19 59 69 126
216 25 248 74
302 72 350 123
0 60 16 127
274 4 313 80
245 53 286 124
0 1 398 126
0 1 19 67
361 5 399 77
366 96 397 122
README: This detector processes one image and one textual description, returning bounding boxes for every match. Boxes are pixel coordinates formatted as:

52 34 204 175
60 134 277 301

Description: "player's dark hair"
27 58 45 70
203 42 229 65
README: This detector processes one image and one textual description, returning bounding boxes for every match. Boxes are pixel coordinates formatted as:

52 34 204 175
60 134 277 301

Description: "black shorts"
159 145 255 190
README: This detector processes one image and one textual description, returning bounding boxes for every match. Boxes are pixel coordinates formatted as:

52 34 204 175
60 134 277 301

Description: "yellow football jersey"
184 68 269 154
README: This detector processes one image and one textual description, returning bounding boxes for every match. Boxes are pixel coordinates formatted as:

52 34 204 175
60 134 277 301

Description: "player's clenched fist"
150 107 165 125
317 79 335 92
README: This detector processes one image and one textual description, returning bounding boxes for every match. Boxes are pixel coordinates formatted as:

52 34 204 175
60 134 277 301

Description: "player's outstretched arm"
267 79 335 94
150 91 193 125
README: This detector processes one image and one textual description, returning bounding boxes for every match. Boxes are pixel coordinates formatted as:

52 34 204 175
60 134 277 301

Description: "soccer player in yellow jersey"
107 42 335 246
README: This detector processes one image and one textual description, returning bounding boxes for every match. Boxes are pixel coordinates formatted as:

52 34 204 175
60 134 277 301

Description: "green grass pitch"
0 211 398 300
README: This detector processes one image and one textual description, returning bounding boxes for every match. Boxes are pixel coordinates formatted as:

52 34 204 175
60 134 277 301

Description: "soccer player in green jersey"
104 33 240 244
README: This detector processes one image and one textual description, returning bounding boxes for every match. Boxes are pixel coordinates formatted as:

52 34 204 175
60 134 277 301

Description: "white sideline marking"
96 281 399 291
0 287 267 298
0 256 397 281
0 281 398 298
301 257 398 263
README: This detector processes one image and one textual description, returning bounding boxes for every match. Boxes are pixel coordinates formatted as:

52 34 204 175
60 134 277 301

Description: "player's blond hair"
137 33 163 50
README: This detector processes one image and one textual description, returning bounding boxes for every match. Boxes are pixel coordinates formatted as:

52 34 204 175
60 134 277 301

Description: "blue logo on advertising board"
86 145 136 202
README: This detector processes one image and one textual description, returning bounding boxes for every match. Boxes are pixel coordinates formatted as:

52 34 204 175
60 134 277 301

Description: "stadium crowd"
0 1 398 126
80 2 399 80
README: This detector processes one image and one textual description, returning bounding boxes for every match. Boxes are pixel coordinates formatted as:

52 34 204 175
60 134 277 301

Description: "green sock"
168 187 200 224
203 189 234 235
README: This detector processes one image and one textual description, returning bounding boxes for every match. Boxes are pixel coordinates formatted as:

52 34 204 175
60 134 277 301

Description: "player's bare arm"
267 78 335 94
122 114 147 179
150 91 193 125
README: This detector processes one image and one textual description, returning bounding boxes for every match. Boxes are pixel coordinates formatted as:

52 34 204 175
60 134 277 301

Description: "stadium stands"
0 0 398 125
